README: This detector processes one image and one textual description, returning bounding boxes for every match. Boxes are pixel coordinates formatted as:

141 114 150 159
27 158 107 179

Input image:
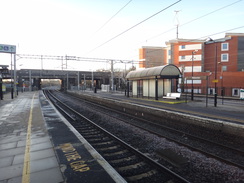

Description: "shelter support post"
155 76 158 100
126 80 129 97
163 79 165 96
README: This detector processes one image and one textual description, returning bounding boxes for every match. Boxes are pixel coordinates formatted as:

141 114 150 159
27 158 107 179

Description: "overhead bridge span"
16 69 111 90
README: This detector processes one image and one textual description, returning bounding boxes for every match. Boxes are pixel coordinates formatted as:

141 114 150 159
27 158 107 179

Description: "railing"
181 86 243 98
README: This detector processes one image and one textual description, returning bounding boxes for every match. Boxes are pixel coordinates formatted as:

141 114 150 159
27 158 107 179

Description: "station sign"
0 44 16 53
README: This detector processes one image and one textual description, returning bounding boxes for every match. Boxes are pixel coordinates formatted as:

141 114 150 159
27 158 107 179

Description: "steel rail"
66 91 244 170
44 90 190 183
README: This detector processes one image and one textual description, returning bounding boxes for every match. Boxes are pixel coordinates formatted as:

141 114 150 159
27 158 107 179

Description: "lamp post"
206 38 222 107
91 70 94 90
29 70 32 92
77 71 80 90
111 60 114 91
191 50 198 101
66 73 68 91
218 62 224 104
214 43 218 107
82 74 86 91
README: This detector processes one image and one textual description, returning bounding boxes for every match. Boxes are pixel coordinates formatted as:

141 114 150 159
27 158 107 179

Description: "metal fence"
182 86 243 98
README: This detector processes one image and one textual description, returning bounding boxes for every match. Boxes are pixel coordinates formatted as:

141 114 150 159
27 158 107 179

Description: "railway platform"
67 89 244 138
0 91 125 183
70 90 244 124
1 90 243 182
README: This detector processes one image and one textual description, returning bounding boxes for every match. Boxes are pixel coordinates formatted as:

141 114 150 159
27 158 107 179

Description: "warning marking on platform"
59 143 90 172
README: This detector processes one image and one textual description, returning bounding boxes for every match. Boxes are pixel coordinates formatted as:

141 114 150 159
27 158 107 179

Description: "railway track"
61 90 244 170
44 90 189 183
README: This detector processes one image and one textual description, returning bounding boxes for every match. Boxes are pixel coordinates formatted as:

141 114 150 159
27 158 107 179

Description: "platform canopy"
126 64 181 80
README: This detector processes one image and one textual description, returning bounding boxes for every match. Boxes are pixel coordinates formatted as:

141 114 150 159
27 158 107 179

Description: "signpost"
0 44 17 98
0 44 16 54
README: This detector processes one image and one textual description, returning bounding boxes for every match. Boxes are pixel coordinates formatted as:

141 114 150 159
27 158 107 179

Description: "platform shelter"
126 64 182 100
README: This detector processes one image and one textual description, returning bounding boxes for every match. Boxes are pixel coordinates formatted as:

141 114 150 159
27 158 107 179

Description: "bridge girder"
17 69 111 90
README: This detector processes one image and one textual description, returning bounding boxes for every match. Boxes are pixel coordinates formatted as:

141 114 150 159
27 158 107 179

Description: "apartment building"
204 33 244 96
165 39 205 93
138 33 244 97
139 46 166 68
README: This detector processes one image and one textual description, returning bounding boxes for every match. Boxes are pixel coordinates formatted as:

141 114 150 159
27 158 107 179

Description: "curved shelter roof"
126 64 181 80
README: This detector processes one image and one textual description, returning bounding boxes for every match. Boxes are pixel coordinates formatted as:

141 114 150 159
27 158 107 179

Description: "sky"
0 0 244 71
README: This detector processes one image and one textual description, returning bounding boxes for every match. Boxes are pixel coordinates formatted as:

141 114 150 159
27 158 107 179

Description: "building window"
168 50 171 55
168 58 172 64
181 55 185 60
181 45 185 49
222 65 227 71
221 43 229 51
232 88 239 96
221 53 228 62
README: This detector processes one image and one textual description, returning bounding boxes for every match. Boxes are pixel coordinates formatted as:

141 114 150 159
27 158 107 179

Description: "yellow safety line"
22 93 36 183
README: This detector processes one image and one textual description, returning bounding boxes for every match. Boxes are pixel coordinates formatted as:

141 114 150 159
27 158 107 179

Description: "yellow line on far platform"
22 93 36 183
138 98 186 104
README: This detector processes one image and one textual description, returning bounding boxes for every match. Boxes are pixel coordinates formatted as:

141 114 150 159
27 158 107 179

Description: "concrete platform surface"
0 92 125 183
0 92 64 183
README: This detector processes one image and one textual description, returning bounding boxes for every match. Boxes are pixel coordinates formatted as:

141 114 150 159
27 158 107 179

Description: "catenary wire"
141 25 244 56
17 25 244 67
93 0 133 35
86 0 181 54
143 0 243 44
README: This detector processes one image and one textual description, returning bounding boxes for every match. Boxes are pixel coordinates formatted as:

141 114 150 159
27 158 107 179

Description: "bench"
163 93 181 100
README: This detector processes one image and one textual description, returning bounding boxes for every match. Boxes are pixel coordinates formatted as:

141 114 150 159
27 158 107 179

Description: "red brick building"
165 39 205 94
138 33 244 97
204 33 244 96
139 46 166 68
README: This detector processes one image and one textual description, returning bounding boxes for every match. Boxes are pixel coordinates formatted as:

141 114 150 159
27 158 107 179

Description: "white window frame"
221 53 229 62
221 43 229 51
232 88 240 97
168 50 171 55
184 66 202 73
